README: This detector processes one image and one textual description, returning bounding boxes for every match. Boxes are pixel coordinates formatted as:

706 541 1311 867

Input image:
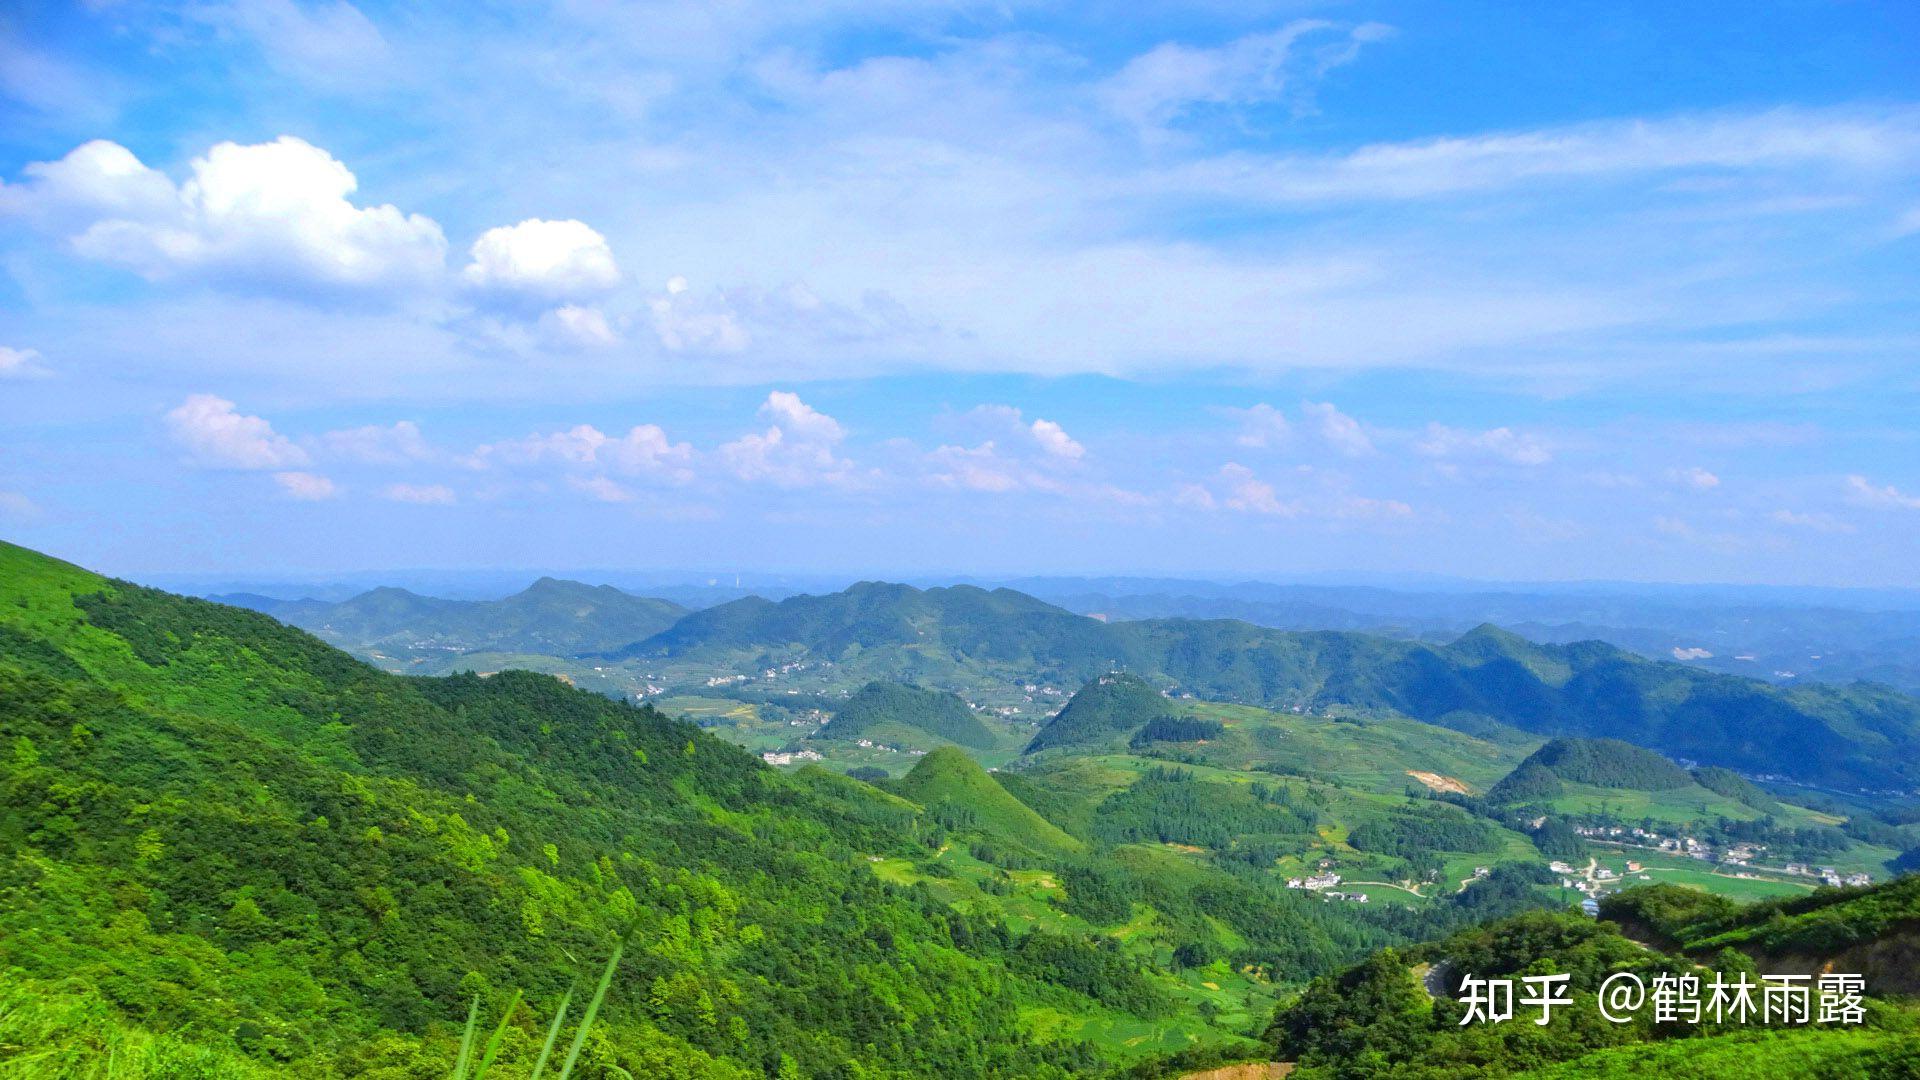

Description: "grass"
449 925 636 1080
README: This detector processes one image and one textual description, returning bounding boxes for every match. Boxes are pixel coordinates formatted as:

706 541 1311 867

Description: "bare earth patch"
1406 770 1472 795
1179 1064 1294 1080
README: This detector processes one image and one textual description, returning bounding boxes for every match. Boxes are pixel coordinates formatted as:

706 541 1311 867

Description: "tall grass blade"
528 976 578 1079
451 993 480 1080
554 923 635 1080
472 988 522 1080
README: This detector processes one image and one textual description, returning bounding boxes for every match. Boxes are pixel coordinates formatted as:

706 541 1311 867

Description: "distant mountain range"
217 577 687 658
205 573 1920 792
610 583 1920 791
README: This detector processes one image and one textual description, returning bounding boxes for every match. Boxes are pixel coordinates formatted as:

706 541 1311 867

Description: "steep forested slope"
1270 879 1920 1078
0 543 1214 1077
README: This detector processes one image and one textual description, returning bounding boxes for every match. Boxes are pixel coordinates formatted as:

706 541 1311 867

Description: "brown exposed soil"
1178 1064 1293 1080
1406 770 1472 795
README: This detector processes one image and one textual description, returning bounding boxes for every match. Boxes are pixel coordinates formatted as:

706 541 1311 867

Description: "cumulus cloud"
649 277 751 352
0 345 51 379
567 475 634 503
273 471 339 500
7 136 446 292
1415 423 1551 466
1199 461 1411 521
165 394 309 469
1029 418 1085 460
319 420 432 464
1845 474 1920 509
1300 400 1373 456
926 442 1022 493
1665 466 1721 490
1217 462 1301 517
721 391 859 488
380 482 456 505
473 423 693 480
462 218 620 301
1229 403 1290 448
544 304 619 347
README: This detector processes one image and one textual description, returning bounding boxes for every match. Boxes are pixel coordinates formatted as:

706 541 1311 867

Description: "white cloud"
273 471 339 500
649 277 751 352
926 442 1021 493
208 0 392 90
463 218 620 300
1415 423 1551 466
1229 403 1290 448
1769 509 1855 533
473 423 693 480
165 394 309 469
721 391 858 488
319 420 431 464
11 136 446 292
380 482 457 505
1300 400 1373 456
1102 20 1392 132
1845 474 1920 509
567 475 634 503
1166 106 1920 204
0 345 51 379
1029 419 1084 460
1665 466 1721 490
1218 462 1301 517
544 304 619 347
760 390 844 443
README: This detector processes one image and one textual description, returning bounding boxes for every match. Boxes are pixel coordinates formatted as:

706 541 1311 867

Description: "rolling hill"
816 680 1001 750
1025 672 1175 754
892 747 1084 857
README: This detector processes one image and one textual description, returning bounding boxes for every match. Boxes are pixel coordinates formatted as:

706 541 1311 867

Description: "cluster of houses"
1781 863 1873 887
1568 824 1873 887
1287 871 1342 891
760 749 824 766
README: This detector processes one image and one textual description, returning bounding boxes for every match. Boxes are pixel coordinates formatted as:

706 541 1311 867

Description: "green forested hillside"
1026 673 1173 754
817 681 999 750
0 543 1224 1077
1269 879 1920 1078
1499 738 1693 792
891 748 1084 858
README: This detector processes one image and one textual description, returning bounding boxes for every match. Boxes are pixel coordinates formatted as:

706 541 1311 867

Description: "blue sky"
3 1 1919 584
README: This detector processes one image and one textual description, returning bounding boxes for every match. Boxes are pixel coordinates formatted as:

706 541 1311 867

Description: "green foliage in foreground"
0 543 1149 1077
1270 880 1920 1079
1603 875 1920 967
